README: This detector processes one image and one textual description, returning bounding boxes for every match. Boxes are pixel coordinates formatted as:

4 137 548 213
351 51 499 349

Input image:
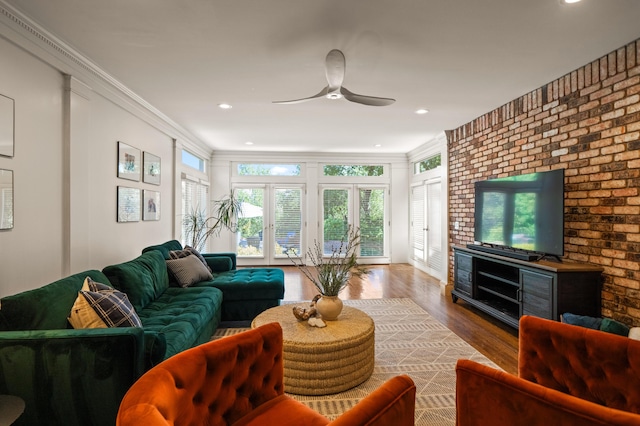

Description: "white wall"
0 36 66 297
0 17 186 298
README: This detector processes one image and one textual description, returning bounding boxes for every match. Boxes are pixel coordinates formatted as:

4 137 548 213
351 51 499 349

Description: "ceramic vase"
316 295 343 321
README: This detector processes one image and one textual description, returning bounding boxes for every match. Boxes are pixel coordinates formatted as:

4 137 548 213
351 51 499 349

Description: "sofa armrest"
203 252 237 270
0 327 145 426
456 359 640 426
328 375 416 426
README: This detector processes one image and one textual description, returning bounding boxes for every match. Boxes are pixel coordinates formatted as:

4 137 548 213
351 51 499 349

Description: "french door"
234 185 304 266
411 178 443 278
321 185 389 263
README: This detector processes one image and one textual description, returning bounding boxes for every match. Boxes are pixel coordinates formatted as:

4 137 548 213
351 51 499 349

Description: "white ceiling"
6 0 640 154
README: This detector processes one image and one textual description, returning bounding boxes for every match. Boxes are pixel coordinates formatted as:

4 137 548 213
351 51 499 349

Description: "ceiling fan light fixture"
326 93 343 100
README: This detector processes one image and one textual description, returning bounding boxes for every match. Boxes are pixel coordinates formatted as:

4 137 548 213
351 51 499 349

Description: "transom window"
323 165 384 177
237 164 301 176
414 154 441 174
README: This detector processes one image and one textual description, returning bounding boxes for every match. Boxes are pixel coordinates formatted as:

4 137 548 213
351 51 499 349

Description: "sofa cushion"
136 286 223 359
103 250 170 312
68 277 142 329
169 246 212 272
142 240 183 260
166 255 213 288
0 270 112 331
194 268 285 301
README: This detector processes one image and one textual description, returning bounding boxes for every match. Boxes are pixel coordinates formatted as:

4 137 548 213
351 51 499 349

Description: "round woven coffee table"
251 304 375 395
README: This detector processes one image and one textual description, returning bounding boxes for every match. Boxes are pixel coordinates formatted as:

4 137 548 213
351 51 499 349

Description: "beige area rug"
212 298 500 425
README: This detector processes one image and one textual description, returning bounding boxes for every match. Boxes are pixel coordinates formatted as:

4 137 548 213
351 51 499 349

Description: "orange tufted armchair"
117 322 416 426
456 315 640 426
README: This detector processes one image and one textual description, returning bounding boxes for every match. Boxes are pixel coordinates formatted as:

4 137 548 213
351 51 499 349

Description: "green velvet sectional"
0 242 284 426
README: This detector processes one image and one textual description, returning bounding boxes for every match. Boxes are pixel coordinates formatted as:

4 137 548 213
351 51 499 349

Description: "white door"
321 185 389 263
411 179 443 277
235 185 304 266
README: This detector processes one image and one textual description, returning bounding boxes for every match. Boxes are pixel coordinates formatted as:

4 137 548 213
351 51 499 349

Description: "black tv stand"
466 244 540 261
452 246 603 329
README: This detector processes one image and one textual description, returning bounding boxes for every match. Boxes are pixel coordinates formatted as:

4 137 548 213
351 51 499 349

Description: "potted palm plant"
183 190 242 251
286 225 368 320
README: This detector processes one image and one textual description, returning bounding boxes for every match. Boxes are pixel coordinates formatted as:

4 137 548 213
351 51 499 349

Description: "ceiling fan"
273 49 396 107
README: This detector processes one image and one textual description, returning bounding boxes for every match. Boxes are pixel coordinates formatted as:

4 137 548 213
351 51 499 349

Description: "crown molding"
211 150 410 165
0 1 211 154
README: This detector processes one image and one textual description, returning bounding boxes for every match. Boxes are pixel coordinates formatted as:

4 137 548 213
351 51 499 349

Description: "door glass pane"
274 188 302 256
323 189 349 255
412 186 425 261
359 188 385 256
236 188 264 256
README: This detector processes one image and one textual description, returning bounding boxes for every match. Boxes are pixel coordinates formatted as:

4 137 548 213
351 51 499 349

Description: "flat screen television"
472 169 565 259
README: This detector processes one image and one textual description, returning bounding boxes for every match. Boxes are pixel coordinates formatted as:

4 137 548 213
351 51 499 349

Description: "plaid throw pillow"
68 277 142 329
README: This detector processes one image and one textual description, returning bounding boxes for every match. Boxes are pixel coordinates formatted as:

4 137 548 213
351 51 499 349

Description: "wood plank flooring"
280 263 519 374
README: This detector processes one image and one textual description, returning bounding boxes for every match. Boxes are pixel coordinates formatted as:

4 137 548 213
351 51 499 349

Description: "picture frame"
143 151 161 185
0 169 13 230
143 190 160 221
117 186 141 222
117 142 141 181
0 94 15 158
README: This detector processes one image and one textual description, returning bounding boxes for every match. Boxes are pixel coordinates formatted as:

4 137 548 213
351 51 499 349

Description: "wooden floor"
280 263 519 374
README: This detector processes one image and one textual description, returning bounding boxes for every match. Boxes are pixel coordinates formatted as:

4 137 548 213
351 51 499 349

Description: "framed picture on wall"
117 186 141 222
117 142 141 181
143 189 160 221
143 151 161 185
0 94 15 158
0 169 13 229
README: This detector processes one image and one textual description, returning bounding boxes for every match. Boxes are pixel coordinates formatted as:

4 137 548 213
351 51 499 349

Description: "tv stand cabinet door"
454 251 474 297
521 270 554 320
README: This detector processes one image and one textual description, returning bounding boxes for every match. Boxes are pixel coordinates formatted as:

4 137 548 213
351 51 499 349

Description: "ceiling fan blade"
273 86 330 104
340 87 396 106
325 49 346 90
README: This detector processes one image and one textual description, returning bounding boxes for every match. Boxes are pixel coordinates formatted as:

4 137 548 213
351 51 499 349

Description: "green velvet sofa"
142 240 285 321
0 244 285 426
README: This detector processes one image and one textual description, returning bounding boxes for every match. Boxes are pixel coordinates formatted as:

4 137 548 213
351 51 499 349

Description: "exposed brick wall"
447 39 640 326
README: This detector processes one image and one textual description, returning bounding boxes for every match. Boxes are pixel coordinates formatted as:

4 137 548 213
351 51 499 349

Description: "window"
237 164 301 176
414 154 441 174
323 165 384 177
182 150 205 172
181 177 209 249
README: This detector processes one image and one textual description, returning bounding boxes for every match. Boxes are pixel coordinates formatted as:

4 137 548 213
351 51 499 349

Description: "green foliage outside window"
415 154 441 174
323 165 383 177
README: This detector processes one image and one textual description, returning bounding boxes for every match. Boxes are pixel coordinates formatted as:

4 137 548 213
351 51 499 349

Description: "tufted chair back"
518 315 640 413
117 322 284 425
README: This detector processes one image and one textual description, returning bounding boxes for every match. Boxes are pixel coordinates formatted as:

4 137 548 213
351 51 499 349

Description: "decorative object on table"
286 225 368 320
143 189 160 221
291 294 326 327
117 186 141 222
142 151 161 185
0 93 14 158
0 169 13 230
182 189 242 251
117 141 141 181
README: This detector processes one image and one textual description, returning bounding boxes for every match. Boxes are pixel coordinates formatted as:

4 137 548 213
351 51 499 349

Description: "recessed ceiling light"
416 109 429 115
218 103 232 109
374 144 382 148
562 0 581 3
245 141 254 145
